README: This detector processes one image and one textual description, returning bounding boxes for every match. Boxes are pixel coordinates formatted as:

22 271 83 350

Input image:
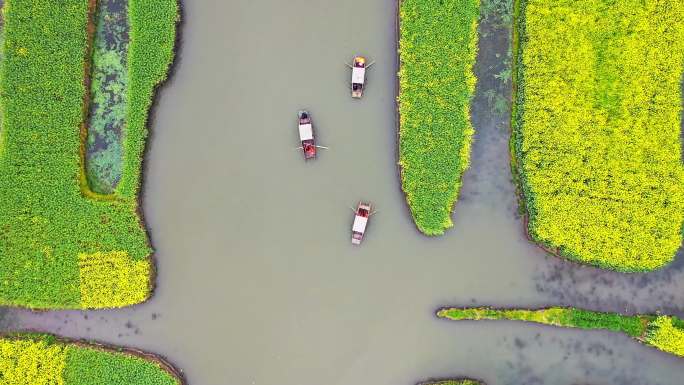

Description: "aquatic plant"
438 307 684 358
481 0 513 26
398 0 480 235
512 0 684 271
0 0 178 309
86 0 130 194
0 334 181 385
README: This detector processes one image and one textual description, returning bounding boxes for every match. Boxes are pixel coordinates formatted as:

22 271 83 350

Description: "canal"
5 1 684 384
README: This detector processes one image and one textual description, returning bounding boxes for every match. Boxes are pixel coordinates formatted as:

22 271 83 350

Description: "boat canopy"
298 123 313 140
352 67 365 84
352 215 368 233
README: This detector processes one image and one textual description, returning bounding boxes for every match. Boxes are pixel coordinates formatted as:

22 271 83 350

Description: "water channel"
3 1 684 384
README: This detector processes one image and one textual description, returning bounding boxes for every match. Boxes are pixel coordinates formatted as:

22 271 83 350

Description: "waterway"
5 1 684 384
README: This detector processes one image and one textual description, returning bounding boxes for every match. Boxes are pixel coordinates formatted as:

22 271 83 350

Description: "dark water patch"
85 0 129 194
0 307 10 330
533 247 684 317
492 328 671 385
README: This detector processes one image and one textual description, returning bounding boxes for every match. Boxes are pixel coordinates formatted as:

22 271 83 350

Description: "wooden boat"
351 202 372 245
351 56 367 98
298 110 316 160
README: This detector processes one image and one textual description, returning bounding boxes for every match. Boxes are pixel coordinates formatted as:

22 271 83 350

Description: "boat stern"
302 141 316 160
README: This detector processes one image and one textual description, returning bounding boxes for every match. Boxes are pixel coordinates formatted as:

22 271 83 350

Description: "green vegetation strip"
512 0 684 271
0 333 182 385
438 307 684 358
421 379 484 385
119 0 178 198
398 0 479 235
0 0 178 309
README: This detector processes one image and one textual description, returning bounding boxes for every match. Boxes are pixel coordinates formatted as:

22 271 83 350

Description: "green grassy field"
0 0 178 309
511 0 684 271
438 307 684 358
398 0 480 236
0 334 181 385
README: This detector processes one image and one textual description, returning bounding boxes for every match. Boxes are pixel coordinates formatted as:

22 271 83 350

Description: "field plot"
398 0 479 235
0 0 178 309
512 0 684 271
0 333 182 385
439 307 684 358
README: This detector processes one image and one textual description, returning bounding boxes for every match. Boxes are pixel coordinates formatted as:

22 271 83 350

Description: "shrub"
398 0 480 235
512 0 684 271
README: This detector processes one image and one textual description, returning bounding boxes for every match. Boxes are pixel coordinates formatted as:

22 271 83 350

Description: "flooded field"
4 1 684 384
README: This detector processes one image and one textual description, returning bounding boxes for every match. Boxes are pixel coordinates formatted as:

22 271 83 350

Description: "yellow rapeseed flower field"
0 338 67 385
0 334 181 385
513 0 684 271
644 316 684 357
